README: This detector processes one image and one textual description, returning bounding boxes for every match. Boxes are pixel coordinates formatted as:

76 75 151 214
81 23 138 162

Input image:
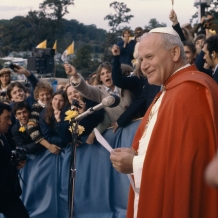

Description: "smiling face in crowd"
66 86 81 104
184 45 196 64
52 94 65 111
100 68 115 90
10 86 26 102
37 89 52 105
0 73 10 87
15 108 30 126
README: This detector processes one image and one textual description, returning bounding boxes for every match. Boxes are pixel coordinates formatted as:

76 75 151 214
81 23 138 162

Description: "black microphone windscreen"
109 94 120 108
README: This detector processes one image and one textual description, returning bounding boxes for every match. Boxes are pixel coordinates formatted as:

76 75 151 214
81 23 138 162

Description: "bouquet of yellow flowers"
65 110 85 135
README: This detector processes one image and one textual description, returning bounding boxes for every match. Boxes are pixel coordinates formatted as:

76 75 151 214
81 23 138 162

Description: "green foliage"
39 0 74 20
71 45 100 78
144 18 167 30
103 1 134 62
104 1 134 33
191 1 218 25
0 16 106 56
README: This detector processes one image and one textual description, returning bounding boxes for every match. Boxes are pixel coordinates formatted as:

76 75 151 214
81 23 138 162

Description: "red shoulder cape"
127 65 218 218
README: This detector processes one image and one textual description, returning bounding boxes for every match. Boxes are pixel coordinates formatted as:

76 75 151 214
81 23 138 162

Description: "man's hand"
206 28 212 39
123 35 129 48
64 64 78 77
110 148 135 174
113 122 119 133
111 44 120 56
11 65 31 77
169 9 178 26
16 161 26 170
201 16 206 24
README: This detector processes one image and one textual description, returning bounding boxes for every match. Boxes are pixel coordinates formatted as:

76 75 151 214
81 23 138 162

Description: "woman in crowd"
39 89 71 148
65 84 104 143
27 81 60 154
64 62 133 127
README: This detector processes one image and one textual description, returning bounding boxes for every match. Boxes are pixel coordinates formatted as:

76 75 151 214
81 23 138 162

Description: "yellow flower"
19 126 26 132
64 110 79 121
77 125 85 136
68 123 85 136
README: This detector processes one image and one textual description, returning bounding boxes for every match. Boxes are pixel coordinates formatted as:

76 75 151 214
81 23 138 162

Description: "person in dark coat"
11 102 43 154
117 29 136 66
0 102 29 218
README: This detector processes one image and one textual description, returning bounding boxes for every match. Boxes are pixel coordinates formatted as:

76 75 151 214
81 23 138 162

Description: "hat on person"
150 27 180 39
0 68 11 76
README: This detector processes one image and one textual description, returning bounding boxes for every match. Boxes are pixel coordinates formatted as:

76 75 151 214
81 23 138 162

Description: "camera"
72 99 81 108
8 63 18 72
204 18 211 22
0 90 6 97
11 148 27 166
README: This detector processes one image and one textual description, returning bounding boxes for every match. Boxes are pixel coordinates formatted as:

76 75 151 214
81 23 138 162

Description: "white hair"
142 32 186 61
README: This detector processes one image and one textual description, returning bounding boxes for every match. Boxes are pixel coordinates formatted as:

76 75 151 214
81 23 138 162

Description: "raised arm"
169 10 186 42
64 64 102 103
111 44 140 91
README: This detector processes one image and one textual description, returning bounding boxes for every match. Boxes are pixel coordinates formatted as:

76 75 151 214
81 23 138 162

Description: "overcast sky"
0 0 198 30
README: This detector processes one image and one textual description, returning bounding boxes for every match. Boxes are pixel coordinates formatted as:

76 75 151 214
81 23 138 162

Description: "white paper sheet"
94 128 135 191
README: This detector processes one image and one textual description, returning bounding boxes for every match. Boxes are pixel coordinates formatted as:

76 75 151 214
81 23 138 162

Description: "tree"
190 1 218 25
104 1 134 33
144 18 166 30
39 0 74 21
72 45 99 78
103 1 134 62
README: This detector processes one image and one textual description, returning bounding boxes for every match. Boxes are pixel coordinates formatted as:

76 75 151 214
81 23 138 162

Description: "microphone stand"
68 119 79 218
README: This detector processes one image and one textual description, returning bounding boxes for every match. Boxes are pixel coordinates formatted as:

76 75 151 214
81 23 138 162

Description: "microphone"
74 94 120 121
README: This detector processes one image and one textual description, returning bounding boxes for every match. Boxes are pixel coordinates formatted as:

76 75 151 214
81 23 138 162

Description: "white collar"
104 85 120 95
38 100 46 108
214 64 218 74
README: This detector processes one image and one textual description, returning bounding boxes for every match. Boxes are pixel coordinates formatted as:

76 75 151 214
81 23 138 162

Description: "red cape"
127 65 218 218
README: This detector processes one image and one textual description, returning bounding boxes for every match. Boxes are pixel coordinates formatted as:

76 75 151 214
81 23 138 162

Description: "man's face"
0 110 11 134
139 34 176 85
184 45 196 64
203 43 214 68
10 86 26 102
15 108 30 126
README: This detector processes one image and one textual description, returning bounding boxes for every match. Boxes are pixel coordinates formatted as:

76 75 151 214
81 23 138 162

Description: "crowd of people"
1 8 218 218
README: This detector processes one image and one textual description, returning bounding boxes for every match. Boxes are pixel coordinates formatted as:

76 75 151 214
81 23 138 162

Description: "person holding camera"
193 12 217 35
0 102 29 218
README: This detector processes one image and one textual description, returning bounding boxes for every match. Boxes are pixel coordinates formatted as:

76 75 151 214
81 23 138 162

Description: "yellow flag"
53 40 57 51
36 40 47 48
66 41 74 55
